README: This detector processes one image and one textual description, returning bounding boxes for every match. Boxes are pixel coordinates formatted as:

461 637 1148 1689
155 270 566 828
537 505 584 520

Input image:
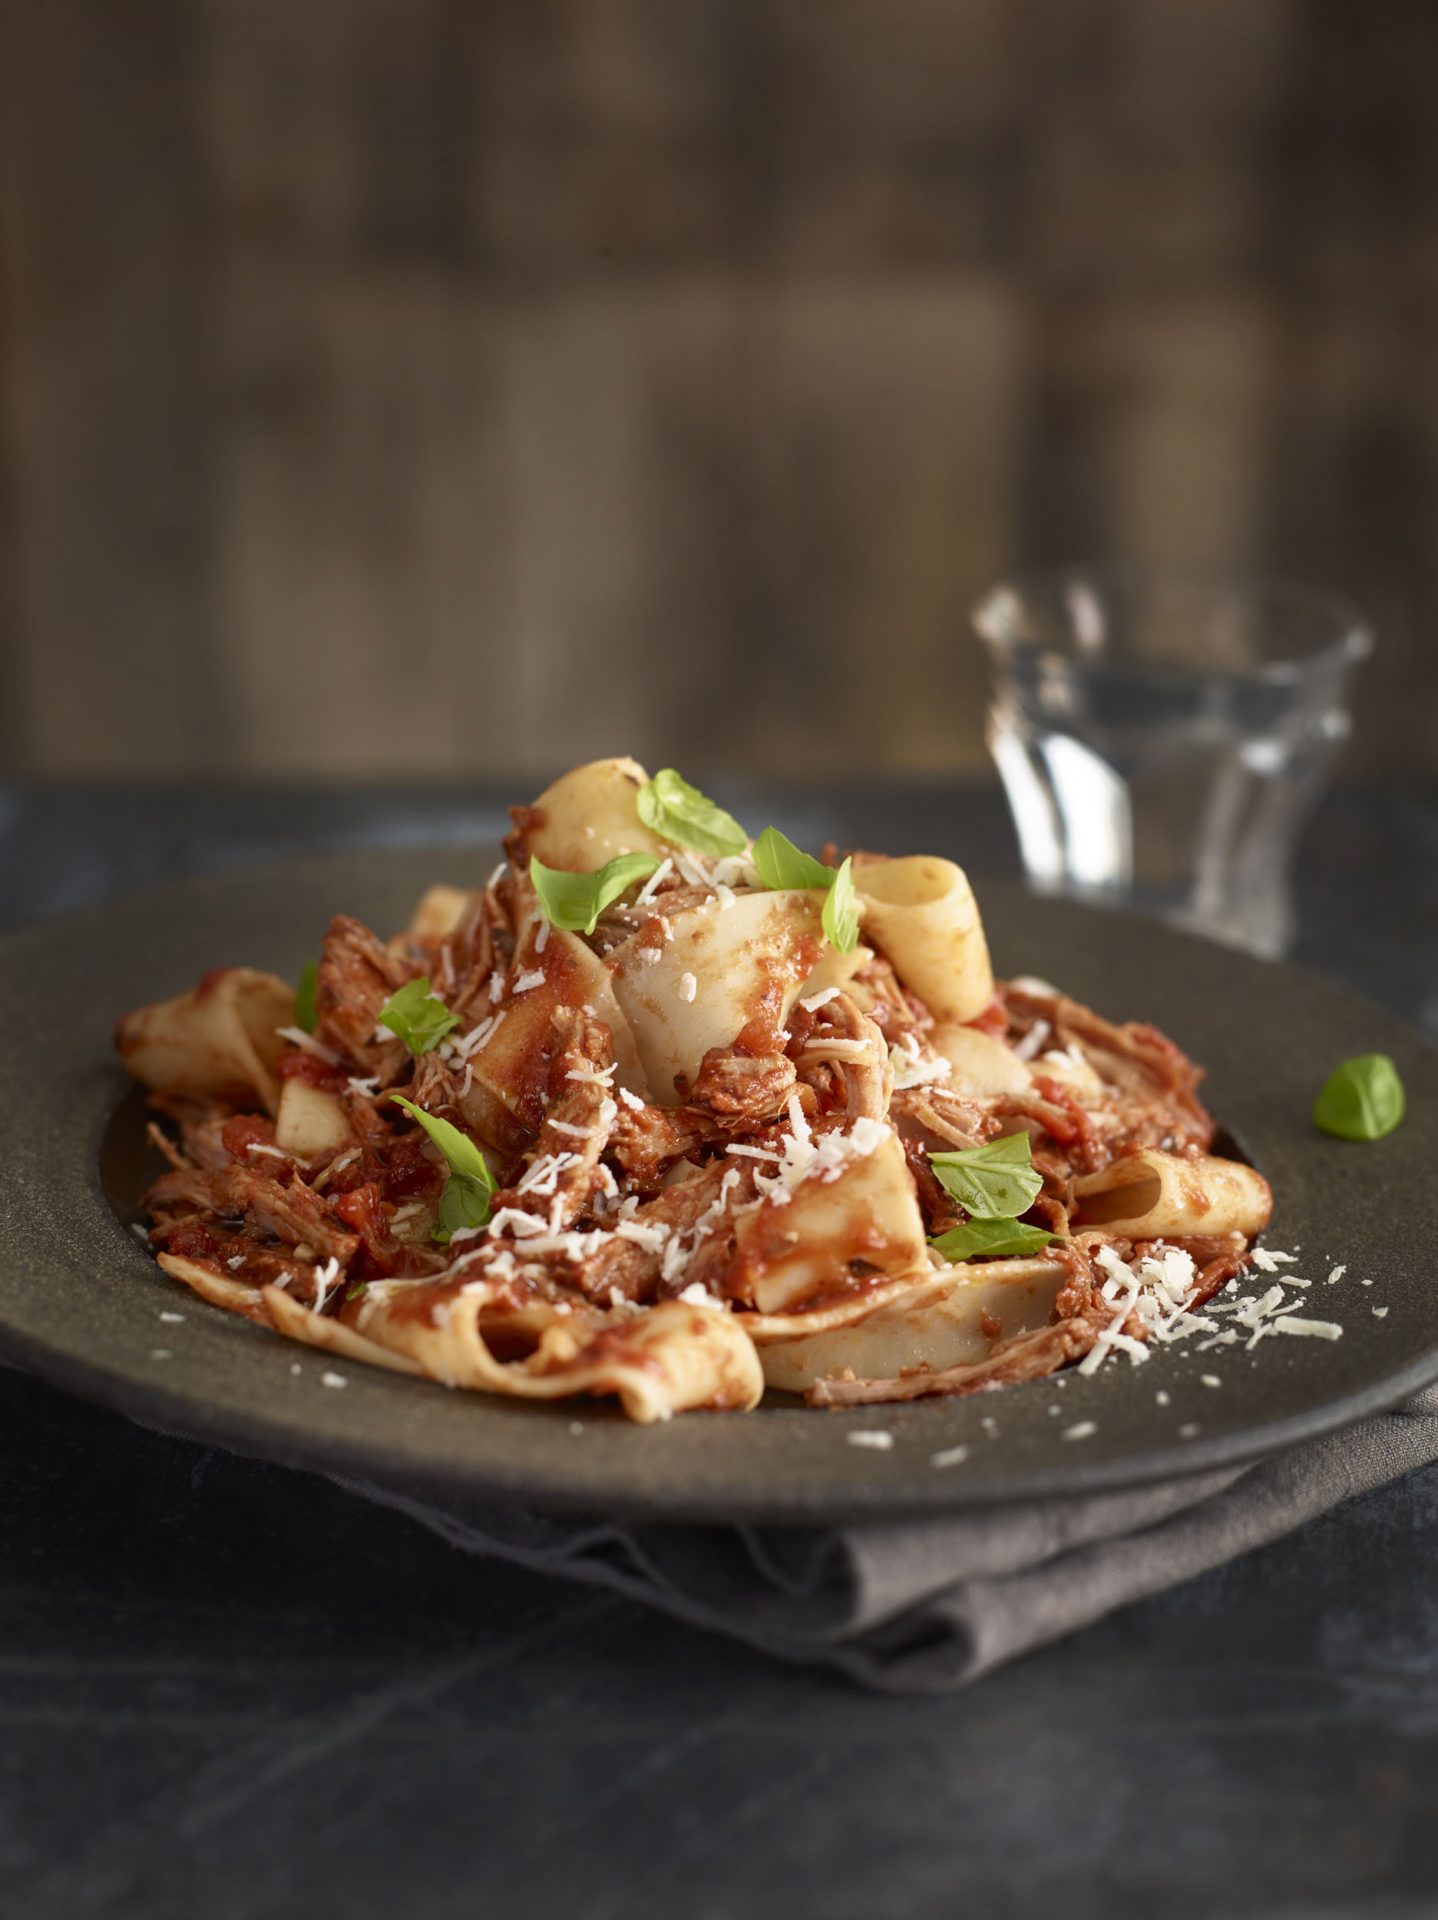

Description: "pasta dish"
116 757 1274 1423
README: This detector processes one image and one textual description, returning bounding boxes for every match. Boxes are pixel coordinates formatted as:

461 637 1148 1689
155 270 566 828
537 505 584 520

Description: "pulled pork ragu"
116 757 1276 1423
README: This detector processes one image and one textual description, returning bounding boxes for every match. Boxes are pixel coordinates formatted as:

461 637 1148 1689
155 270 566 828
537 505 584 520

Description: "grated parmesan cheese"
1012 1020 1051 1063
800 986 841 1013
1271 1315 1344 1341
311 1255 341 1313
677 971 698 1003
276 1025 344 1065
847 1430 894 1451
634 859 672 907
512 968 546 995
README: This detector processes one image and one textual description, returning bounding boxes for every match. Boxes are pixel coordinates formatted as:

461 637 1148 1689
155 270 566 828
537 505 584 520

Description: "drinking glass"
973 571 1373 959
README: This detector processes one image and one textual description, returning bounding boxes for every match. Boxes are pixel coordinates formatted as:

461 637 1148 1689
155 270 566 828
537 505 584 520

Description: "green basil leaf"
635 768 749 857
1313 1053 1406 1141
529 851 661 936
295 961 318 1035
931 1217 1055 1262
390 1095 497 1242
752 826 833 891
929 1132 1044 1219
377 977 460 1056
434 1172 495 1243
821 856 860 955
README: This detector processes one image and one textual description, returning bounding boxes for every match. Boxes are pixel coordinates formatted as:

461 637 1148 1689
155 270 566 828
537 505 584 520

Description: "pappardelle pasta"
116 756 1273 1422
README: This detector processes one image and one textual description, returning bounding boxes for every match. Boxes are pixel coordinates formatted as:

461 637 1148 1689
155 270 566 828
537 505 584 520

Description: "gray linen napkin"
337 1384 1438 1693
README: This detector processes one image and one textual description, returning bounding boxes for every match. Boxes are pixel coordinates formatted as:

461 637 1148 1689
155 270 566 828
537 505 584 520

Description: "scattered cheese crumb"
1327 1264 1347 1286
847 1430 894 1451
1270 1315 1344 1341
290 1363 302 1376
1373 1306 1390 1319
1061 1421 1097 1442
512 967 546 995
320 1370 348 1389
677 971 698 1003
930 1445 969 1469
159 1311 185 1324
1178 1423 1201 1438
676 1281 716 1306
1201 1375 1222 1389
1155 1390 1171 1407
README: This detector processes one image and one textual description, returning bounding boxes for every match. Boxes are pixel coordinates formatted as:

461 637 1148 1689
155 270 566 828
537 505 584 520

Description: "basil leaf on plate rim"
1313 1053 1405 1141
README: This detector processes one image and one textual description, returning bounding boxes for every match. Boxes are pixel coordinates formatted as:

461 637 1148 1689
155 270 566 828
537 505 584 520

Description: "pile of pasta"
116 756 1272 1422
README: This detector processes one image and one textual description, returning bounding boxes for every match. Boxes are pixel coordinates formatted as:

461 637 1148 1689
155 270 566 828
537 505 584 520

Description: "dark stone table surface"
3 777 1437 1920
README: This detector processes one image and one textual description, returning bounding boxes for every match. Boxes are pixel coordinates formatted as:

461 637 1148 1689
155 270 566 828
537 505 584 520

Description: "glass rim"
971 566 1375 685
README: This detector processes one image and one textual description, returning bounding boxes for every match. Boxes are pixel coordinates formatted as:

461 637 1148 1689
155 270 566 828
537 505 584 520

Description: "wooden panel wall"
2 0 1436 781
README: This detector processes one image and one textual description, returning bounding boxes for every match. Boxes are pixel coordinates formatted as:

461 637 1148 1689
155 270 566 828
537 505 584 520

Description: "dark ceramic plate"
2 845 1436 1524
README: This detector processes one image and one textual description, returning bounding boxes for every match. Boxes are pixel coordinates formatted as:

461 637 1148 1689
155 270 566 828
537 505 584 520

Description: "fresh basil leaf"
635 768 749 858
529 851 661 936
295 961 318 1035
377 977 460 1056
931 1217 1055 1262
1313 1053 1405 1141
752 830 860 954
929 1132 1044 1219
822 856 860 955
390 1094 497 1242
434 1172 495 1243
752 825 833 891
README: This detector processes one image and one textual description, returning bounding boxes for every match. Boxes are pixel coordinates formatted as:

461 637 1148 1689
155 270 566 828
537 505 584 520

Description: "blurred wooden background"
2 0 1437 782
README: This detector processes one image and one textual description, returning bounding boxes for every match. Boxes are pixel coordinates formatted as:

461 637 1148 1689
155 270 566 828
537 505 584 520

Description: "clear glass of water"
973 571 1374 959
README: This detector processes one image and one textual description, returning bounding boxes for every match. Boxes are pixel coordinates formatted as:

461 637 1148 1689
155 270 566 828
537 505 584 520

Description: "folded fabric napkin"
340 1385 1438 1693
